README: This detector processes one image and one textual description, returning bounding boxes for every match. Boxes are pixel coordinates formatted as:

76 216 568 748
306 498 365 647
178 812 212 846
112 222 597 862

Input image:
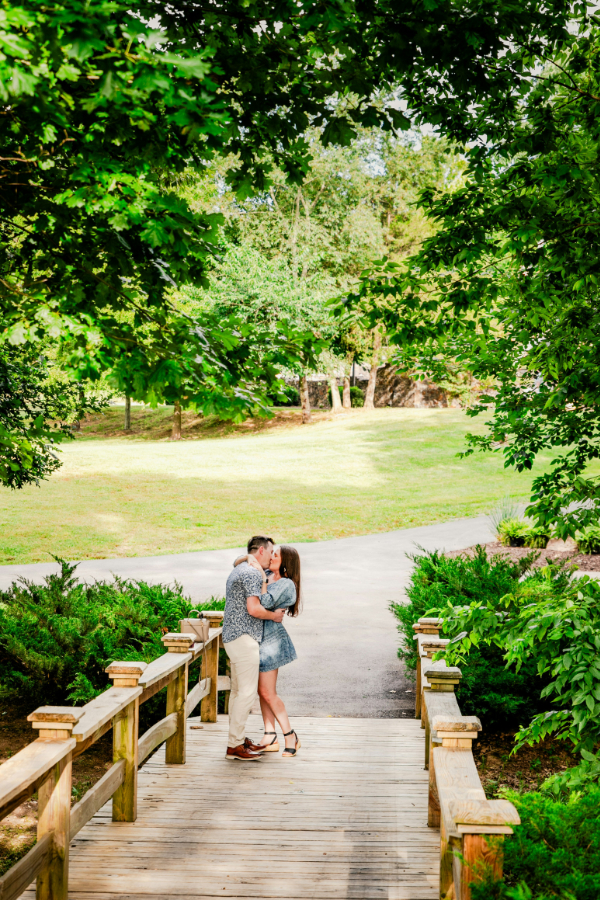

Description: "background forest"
172 129 464 419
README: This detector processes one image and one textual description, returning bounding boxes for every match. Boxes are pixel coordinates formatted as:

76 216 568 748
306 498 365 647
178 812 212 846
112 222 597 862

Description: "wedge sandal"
282 729 301 757
261 731 280 752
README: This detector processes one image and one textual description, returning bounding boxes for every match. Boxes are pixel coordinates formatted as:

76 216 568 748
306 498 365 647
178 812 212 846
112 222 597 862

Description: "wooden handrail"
0 626 226 900
138 713 179 765
412 616 520 900
0 830 53 900
69 760 126 839
0 739 76 822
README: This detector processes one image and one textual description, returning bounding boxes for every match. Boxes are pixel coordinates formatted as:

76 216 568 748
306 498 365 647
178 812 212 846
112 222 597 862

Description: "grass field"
0 407 568 565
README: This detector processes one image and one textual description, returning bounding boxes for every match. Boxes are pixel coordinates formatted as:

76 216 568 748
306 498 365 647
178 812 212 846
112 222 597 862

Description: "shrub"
497 518 552 549
336 385 365 407
0 560 225 705
471 786 600 900
338 385 365 407
391 547 551 729
267 384 299 407
488 496 523 540
393 546 536 673
350 385 364 407
576 525 600 555
430 564 600 756
497 518 531 547
524 524 553 549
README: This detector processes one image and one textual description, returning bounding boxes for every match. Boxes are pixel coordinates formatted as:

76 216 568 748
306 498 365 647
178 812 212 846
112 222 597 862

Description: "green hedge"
471 786 600 900
395 546 600 899
0 559 225 706
391 546 553 730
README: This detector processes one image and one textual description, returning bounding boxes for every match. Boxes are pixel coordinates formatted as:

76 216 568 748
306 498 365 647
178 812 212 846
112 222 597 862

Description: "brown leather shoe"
226 744 262 761
244 737 265 753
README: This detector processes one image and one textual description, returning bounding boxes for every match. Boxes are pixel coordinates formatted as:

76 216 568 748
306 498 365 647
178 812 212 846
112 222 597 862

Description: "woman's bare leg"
258 670 295 749
259 692 277 742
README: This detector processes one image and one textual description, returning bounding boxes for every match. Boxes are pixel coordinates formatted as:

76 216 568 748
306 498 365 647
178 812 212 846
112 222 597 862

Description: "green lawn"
0 408 569 565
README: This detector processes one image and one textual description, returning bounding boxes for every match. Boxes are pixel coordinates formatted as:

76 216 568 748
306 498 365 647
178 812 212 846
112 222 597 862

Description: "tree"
124 396 131 433
1 0 228 370
180 129 462 413
187 130 464 293
1 0 576 479
364 327 383 410
179 241 330 418
2 0 574 364
147 0 571 189
0 347 104 488
349 17 600 535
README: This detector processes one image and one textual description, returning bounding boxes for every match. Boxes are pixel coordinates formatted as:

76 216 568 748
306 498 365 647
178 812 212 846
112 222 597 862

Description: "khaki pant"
223 634 260 748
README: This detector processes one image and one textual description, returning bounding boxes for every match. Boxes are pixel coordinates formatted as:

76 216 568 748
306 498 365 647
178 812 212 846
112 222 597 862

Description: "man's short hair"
247 535 274 554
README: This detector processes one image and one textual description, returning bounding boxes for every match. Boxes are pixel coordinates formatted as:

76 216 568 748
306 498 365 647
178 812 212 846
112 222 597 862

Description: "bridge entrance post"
27 707 83 900
159 636 194 765
201 636 219 723
107 662 147 822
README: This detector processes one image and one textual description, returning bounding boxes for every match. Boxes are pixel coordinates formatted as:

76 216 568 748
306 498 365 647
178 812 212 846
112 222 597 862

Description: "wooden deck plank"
23 715 439 900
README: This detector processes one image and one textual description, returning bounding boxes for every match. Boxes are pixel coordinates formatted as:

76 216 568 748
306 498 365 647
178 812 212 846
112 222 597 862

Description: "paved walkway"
0 517 493 718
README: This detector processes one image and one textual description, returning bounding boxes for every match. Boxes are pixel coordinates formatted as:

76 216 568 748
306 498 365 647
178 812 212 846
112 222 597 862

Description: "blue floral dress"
259 578 297 672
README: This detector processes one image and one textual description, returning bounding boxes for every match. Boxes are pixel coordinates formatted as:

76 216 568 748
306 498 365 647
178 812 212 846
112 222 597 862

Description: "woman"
234 545 302 757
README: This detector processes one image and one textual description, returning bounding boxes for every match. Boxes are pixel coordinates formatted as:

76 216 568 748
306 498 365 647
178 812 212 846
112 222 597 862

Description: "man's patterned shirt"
222 562 264 644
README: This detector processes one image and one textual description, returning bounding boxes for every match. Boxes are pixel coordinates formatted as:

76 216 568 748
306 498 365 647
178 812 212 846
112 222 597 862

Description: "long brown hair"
280 545 301 617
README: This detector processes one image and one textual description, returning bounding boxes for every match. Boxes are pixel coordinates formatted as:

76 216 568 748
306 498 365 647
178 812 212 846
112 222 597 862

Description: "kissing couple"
221 535 302 761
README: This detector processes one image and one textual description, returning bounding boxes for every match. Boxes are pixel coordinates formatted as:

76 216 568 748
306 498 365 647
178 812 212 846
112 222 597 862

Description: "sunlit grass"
0 408 575 564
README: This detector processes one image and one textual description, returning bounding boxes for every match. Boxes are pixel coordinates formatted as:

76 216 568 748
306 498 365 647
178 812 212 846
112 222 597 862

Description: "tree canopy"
348 16 600 534
0 0 576 484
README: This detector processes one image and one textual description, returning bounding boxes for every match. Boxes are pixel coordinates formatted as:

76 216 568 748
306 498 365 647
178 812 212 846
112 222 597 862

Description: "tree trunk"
342 376 351 409
300 375 312 424
171 400 182 440
72 386 85 431
330 377 342 413
364 328 383 410
124 396 131 432
291 188 302 287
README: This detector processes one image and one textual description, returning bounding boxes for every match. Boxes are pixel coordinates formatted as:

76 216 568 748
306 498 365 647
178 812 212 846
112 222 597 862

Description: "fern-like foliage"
0 559 224 705
391 546 555 730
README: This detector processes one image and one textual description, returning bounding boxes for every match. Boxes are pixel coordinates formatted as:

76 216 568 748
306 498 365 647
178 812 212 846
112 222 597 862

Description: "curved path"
0 517 493 718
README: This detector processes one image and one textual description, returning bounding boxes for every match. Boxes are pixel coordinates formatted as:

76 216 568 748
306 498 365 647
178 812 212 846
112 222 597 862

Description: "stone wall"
372 365 459 408
286 378 333 409
288 366 458 409
308 380 331 409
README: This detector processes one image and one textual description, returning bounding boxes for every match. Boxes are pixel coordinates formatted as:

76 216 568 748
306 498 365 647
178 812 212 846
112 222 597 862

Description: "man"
222 535 285 760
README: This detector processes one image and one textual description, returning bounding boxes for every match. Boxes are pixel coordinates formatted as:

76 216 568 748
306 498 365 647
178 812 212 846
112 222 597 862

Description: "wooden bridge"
0 615 519 900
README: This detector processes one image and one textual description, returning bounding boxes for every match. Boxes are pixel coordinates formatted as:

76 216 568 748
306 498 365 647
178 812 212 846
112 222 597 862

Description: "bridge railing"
413 616 520 900
0 611 227 900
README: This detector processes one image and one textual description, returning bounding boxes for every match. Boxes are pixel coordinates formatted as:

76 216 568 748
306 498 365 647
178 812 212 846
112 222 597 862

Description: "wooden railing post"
412 618 442 719
416 637 450 721
422 664 462 768
195 612 224 721
461 833 504 896
201 634 219 723
432 715 520 900
434 715 483 900
202 611 224 630
27 707 84 900
162 634 193 764
106 662 147 821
